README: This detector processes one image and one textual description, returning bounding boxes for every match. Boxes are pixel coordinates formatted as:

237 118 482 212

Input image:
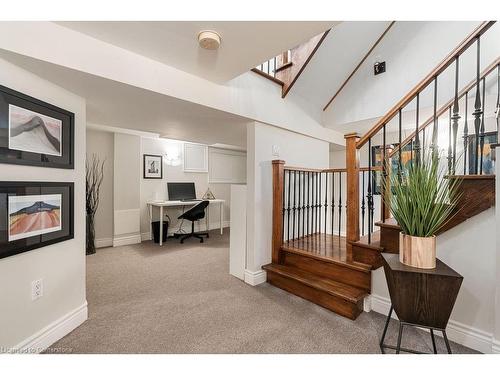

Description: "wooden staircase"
263 234 370 320
263 22 498 321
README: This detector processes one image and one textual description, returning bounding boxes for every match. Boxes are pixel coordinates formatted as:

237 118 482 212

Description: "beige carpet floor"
49 230 477 354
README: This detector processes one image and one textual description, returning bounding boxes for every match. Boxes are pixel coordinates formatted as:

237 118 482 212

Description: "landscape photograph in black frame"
0 181 74 259
0 85 74 169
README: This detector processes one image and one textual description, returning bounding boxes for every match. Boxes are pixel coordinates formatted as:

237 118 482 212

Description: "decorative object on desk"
0 181 74 259
380 253 463 354
202 188 216 200
382 151 461 269
466 131 497 175
0 85 75 169
86 154 105 255
143 154 163 179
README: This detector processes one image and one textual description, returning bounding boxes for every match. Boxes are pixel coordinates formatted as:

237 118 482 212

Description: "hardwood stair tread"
375 217 399 229
352 231 383 251
281 245 372 273
262 263 368 303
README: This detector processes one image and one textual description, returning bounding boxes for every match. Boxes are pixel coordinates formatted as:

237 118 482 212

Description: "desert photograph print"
8 194 62 241
8 104 62 157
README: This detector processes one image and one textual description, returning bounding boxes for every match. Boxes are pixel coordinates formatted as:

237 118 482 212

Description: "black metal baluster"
361 171 366 236
479 77 486 174
463 91 469 175
331 172 335 235
302 171 305 238
292 170 296 241
282 170 286 242
338 171 342 237
432 77 438 155
273 57 277 77
451 56 461 174
324 172 328 235
415 94 420 165
473 37 482 174
312 172 315 234
382 124 387 222
306 172 310 236
398 109 402 181
287 170 291 243
367 138 373 243
448 106 452 174
297 171 302 238
316 172 320 234
319 172 322 233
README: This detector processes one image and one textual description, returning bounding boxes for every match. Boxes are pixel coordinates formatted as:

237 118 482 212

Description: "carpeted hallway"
49 230 477 354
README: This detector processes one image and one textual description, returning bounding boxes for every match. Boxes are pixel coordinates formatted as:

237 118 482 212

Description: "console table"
380 253 463 354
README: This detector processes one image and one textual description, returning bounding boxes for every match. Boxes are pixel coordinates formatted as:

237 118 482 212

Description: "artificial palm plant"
382 150 462 268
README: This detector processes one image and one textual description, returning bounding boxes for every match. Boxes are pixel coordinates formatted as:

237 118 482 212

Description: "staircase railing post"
272 160 285 264
345 133 360 261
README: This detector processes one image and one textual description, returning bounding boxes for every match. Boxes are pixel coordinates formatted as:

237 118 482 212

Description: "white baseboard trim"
244 269 267 286
95 237 113 248
113 234 142 247
11 301 88 354
370 294 494 353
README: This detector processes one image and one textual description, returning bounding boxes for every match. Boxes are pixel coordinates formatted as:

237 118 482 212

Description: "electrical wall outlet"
31 279 43 301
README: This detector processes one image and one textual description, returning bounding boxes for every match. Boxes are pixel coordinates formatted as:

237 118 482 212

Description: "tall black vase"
86 213 96 255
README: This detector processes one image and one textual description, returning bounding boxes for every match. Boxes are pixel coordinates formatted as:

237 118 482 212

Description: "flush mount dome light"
198 30 221 50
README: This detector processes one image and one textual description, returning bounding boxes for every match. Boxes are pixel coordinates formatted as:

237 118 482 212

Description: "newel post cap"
272 160 285 164
344 132 360 139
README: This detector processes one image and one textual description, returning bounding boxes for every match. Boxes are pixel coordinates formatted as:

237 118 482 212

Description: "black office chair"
177 200 210 243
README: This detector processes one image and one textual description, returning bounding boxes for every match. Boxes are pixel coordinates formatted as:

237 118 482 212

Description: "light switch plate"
272 145 280 157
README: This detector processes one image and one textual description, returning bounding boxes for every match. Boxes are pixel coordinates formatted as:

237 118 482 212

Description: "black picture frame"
0 181 74 259
0 85 75 169
143 154 163 179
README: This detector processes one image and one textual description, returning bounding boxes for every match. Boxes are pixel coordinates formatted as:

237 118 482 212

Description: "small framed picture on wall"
143 154 163 179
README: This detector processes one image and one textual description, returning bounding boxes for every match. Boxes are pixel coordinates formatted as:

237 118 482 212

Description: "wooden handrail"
284 165 382 173
251 68 285 86
357 21 496 149
389 57 500 158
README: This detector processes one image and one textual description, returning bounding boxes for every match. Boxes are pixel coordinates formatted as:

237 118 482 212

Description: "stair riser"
380 227 400 253
352 245 383 269
283 252 370 292
266 272 363 320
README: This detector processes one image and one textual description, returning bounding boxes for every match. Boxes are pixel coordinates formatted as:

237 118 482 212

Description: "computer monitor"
167 182 197 201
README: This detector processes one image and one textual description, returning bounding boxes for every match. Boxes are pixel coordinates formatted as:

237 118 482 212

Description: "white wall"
113 133 141 246
0 21 345 147
86 132 246 244
245 122 329 284
139 138 245 238
371 209 497 353
324 21 500 129
86 129 114 246
0 57 87 350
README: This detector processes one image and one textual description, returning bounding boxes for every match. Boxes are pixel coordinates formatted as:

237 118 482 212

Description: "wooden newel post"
345 133 360 261
272 160 285 264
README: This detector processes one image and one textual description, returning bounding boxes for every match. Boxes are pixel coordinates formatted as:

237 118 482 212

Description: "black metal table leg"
442 330 452 354
396 322 404 354
379 305 393 353
430 328 437 354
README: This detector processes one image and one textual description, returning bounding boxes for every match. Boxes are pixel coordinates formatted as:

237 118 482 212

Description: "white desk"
147 199 225 246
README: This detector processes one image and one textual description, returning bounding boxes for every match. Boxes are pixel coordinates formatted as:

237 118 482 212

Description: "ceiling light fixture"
198 30 221 50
